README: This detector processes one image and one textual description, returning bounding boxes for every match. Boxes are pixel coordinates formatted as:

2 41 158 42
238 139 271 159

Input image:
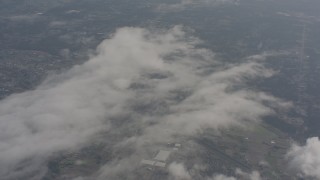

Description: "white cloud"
0 25 287 179
0 26 190 179
168 162 192 180
287 137 320 179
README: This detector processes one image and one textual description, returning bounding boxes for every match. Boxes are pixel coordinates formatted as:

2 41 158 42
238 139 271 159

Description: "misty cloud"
287 137 320 179
0 25 287 179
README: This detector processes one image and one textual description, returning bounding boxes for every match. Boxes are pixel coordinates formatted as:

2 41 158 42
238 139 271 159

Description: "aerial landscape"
0 0 320 179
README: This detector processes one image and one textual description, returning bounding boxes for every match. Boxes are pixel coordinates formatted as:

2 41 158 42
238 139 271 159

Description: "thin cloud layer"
156 0 239 12
168 163 261 180
287 137 320 179
210 169 261 180
211 174 236 180
0 26 286 179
